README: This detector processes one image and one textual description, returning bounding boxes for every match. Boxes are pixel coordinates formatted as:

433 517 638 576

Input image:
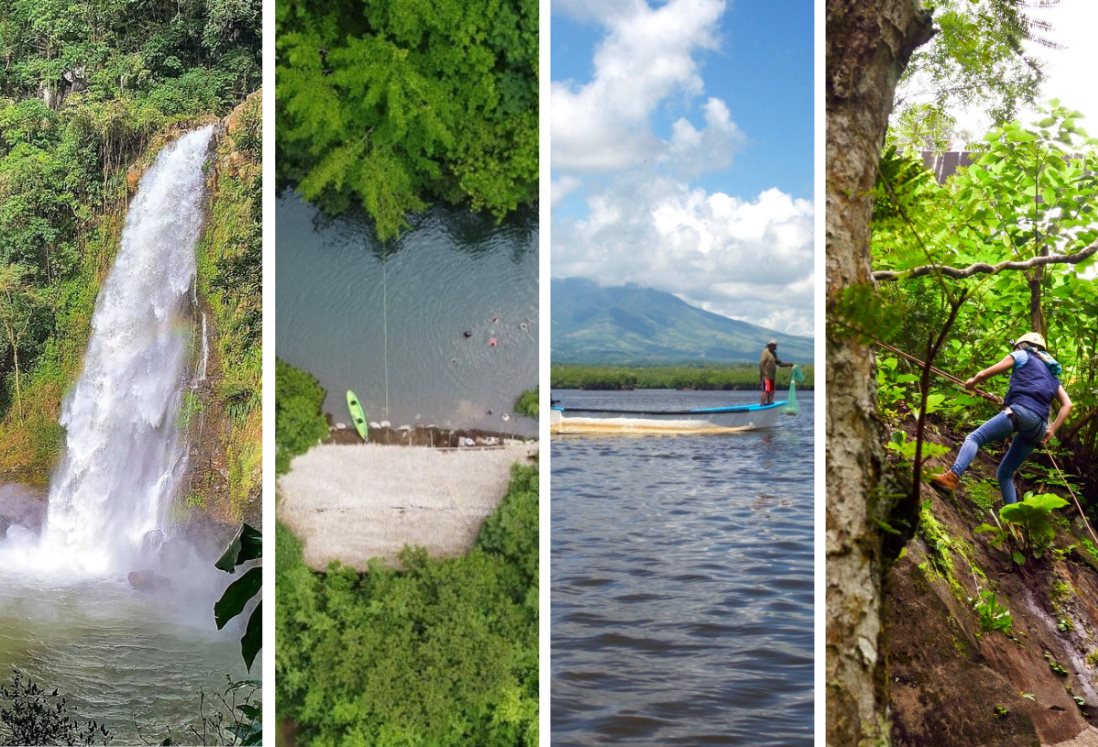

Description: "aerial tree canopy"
276 0 538 239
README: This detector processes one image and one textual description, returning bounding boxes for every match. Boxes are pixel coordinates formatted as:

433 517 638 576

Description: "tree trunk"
1 315 22 422
1029 271 1044 338
826 2 933 745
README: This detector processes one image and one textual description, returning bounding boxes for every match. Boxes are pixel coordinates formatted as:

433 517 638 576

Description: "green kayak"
346 390 368 441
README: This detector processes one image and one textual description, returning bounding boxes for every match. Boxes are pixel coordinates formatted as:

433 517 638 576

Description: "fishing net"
784 365 805 415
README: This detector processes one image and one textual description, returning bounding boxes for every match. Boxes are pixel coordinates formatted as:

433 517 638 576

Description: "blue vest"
1003 350 1060 418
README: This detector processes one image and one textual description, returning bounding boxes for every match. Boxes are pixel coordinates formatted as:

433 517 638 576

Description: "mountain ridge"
551 277 813 364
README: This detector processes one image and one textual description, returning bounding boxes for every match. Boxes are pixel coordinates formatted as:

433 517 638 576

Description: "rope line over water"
382 245 390 419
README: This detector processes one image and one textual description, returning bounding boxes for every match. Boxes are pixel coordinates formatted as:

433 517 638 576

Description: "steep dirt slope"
886 427 1098 746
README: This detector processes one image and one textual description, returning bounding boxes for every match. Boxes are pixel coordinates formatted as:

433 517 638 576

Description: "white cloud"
551 0 815 338
551 0 730 172
551 175 582 206
553 177 815 335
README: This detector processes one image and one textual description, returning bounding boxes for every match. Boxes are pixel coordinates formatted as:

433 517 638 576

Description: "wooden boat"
550 400 788 435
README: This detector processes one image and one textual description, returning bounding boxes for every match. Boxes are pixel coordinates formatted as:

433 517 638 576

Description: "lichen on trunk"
826 1 933 743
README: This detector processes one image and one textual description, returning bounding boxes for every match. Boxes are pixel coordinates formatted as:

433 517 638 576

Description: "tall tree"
826 2 932 745
893 0 1058 140
0 263 42 421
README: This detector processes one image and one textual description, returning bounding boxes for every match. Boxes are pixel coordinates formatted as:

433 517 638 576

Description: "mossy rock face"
179 91 263 528
886 451 1098 745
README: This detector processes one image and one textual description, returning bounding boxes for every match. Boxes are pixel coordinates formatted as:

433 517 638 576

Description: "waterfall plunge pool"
0 573 254 744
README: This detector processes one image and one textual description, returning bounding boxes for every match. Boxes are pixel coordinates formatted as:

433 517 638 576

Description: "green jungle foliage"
891 0 1051 150
193 93 263 520
277 464 539 746
869 106 1098 495
275 358 329 474
276 0 538 239
0 0 261 480
514 388 537 418
551 363 815 391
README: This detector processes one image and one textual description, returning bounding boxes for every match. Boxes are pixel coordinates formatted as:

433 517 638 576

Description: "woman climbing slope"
931 332 1072 505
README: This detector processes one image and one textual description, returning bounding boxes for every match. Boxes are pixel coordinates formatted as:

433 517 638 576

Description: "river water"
551 389 814 745
276 192 539 435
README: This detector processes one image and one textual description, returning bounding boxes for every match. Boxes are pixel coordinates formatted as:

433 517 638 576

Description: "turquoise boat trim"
554 400 787 416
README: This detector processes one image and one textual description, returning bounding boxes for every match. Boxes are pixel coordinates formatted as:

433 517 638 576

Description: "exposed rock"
128 569 172 592
886 420 1098 745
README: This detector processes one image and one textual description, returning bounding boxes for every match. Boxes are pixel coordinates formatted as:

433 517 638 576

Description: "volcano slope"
885 420 1098 746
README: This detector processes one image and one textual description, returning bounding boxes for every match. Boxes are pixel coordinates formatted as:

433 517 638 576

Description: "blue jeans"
950 407 1046 504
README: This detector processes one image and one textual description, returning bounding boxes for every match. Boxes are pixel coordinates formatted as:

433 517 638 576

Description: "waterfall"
32 127 214 576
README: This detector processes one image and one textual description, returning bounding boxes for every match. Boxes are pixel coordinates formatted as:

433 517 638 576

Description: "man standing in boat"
759 340 793 406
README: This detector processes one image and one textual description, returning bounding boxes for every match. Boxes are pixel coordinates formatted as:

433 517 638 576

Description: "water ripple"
552 390 814 746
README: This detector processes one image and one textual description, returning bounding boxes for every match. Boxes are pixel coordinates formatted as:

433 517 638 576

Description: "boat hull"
550 401 787 435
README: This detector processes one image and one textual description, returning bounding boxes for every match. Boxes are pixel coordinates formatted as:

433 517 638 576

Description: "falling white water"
19 127 214 577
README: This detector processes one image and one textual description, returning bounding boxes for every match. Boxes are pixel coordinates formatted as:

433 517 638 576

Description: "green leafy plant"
214 523 262 671
514 388 538 418
970 588 1013 636
999 493 1070 558
1045 651 1068 677
886 429 950 464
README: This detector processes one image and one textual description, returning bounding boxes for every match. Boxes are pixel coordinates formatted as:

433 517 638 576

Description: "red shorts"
762 378 775 394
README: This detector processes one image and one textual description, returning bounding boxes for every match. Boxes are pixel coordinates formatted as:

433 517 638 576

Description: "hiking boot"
930 470 960 492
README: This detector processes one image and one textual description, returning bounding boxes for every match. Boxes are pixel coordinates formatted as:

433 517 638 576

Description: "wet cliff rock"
886 428 1098 746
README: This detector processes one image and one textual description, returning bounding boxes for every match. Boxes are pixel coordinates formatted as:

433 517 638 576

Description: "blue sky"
551 0 815 336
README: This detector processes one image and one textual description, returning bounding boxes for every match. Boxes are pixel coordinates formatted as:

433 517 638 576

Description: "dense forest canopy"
871 105 1098 458
276 0 538 239
0 0 261 475
275 359 539 745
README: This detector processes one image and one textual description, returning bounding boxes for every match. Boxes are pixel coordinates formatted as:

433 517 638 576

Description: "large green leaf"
215 566 262 629
215 522 263 571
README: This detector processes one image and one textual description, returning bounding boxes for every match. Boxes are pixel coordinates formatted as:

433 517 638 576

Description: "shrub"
275 359 329 474
0 669 110 746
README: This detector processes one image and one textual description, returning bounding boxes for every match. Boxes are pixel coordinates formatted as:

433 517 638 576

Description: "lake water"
551 389 814 745
276 192 538 435
0 575 253 744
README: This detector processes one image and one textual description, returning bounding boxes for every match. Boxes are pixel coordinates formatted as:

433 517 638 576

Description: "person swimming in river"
930 332 1072 505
